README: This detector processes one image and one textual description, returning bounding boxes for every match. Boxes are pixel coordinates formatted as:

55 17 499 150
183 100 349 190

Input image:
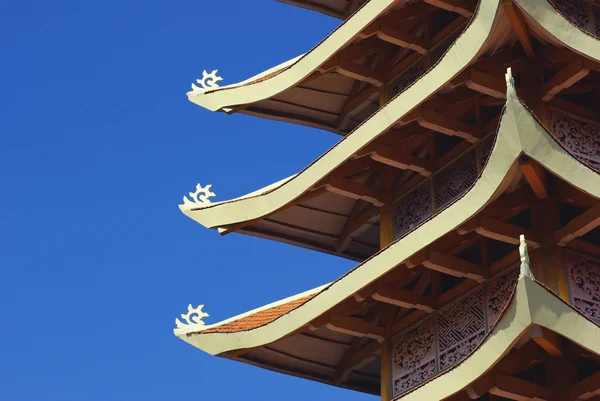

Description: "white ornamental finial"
519 234 534 279
176 304 209 328
183 183 216 206
505 67 514 88
191 70 223 91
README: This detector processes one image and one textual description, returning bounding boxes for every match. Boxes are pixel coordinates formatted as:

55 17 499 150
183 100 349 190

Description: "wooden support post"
380 307 395 401
531 199 569 301
546 355 577 401
380 167 395 249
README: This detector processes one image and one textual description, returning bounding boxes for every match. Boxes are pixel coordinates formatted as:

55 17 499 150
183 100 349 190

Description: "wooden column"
545 355 577 401
380 321 392 401
531 199 569 301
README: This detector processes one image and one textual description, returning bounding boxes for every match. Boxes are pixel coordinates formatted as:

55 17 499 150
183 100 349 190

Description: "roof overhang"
175 77 600 355
275 0 366 19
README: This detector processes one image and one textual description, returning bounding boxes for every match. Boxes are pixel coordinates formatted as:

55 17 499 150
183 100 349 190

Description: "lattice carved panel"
552 0 595 34
431 28 461 65
392 317 437 397
477 135 495 173
394 182 432 239
486 268 519 329
436 288 486 371
551 111 600 172
567 252 600 322
434 149 477 210
391 57 428 98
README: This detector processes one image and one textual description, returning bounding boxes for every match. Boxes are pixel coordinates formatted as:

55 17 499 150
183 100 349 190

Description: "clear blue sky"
0 1 375 400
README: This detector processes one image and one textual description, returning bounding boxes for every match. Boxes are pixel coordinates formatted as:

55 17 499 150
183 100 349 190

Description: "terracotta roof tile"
197 293 318 334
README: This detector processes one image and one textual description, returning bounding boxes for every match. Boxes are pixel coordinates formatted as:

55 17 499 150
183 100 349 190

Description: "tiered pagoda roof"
175 0 600 399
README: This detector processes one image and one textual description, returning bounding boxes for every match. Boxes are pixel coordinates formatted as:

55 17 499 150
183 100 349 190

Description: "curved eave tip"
186 89 222 112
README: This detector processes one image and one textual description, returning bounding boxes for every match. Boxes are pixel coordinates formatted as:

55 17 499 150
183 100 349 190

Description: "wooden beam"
422 249 489 282
419 108 483 143
491 374 552 401
424 0 474 17
475 216 542 248
377 25 428 54
502 0 534 58
554 203 600 246
372 283 437 312
530 326 563 356
496 341 546 375
336 60 386 87
326 313 385 342
369 145 433 176
326 175 387 206
467 69 509 99
570 370 600 400
542 57 591 101
467 373 496 399
519 157 548 199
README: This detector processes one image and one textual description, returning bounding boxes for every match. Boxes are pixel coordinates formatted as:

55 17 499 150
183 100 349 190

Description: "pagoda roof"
276 0 367 20
181 0 600 261
187 0 477 135
180 0 510 260
176 80 600 368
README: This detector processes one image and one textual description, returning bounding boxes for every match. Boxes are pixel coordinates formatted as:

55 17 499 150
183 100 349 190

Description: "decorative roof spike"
519 234 534 280
191 70 223 92
505 67 514 88
182 183 216 206
176 304 210 329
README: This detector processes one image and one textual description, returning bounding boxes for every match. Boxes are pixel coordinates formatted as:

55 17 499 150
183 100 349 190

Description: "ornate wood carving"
550 110 600 172
437 288 486 371
434 148 478 209
477 135 495 172
567 252 600 323
485 269 519 329
391 57 428 98
551 0 600 37
391 268 519 397
392 317 437 397
394 182 432 238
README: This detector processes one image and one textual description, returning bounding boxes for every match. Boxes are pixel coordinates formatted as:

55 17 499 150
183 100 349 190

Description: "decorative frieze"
485 268 519 329
390 57 428 98
392 317 437 396
391 268 518 398
437 288 486 371
393 138 491 241
550 110 600 172
552 0 600 37
394 182 432 238
434 149 477 210
567 252 600 323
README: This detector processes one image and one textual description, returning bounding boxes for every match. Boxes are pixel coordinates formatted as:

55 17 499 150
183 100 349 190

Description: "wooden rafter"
554 202 600 246
570 370 600 400
368 144 433 176
519 157 548 199
542 56 592 102
326 175 387 206
459 216 542 248
502 0 534 58
325 313 385 342
424 0 475 17
530 325 563 357
376 24 428 54
418 108 483 143
491 374 553 401
336 60 386 87
421 249 489 282
372 283 437 312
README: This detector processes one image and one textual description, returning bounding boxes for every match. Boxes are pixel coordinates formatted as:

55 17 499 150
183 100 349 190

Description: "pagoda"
174 0 600 400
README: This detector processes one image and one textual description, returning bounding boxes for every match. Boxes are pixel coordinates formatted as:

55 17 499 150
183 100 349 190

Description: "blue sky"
0 1 375 400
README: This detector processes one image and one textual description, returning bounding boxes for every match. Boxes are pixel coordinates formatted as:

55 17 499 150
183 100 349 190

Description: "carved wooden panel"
436 288 486 371
477 135 495 173
553 0 592 31
551 111 600 172
434 149 478 209
394 182 432 239
567 252 600 323
391 269 518 396
392 317 437 397
390 57 428 98
486 268 519 329
430 28 461 65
